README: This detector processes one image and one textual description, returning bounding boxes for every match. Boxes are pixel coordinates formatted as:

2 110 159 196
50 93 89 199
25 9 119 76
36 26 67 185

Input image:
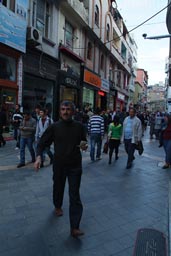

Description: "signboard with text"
84 69 101 88
0 1 28 53
101 78 109 93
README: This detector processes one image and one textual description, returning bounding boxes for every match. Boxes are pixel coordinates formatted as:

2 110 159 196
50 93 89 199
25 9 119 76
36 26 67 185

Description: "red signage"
98 91 105 96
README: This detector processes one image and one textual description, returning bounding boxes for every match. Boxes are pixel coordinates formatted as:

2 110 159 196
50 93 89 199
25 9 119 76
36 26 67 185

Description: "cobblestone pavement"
0 128 170 256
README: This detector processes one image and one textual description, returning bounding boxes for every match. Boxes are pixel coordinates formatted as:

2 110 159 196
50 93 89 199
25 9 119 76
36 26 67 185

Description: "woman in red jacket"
162 114 171 169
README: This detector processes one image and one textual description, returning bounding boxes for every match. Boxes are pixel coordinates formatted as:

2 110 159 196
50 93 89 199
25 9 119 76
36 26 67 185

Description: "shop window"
64 21 74 49
83 87 94 110
95 5 99 27
60 86 78 106
23 75 54 116
87 42 92 60
0 54 16 81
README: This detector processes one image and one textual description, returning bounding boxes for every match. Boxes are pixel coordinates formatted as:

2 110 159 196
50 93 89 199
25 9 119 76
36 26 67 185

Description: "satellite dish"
112 1 117 8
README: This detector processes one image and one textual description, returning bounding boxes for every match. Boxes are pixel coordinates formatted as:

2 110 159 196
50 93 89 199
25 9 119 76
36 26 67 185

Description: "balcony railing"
67 0 88 24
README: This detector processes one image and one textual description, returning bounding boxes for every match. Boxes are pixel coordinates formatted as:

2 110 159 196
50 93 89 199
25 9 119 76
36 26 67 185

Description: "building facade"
0 0 138 121
0 1 28 123
147 83 166 112
166 0 171 87
134 69 148 111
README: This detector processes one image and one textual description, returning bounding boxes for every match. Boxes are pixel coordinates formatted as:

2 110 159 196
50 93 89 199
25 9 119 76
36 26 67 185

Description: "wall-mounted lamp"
111 1 117 8
142 33 171 40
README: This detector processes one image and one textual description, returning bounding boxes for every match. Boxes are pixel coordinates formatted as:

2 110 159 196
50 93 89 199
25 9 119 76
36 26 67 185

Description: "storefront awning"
59 46 84 63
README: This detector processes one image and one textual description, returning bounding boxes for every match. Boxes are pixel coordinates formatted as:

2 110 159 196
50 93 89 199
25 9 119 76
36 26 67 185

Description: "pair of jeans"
53 164 83 229
19 137 35 164
90 133 102 161
13 128 20 147
163 139 171 165
124 139 136 164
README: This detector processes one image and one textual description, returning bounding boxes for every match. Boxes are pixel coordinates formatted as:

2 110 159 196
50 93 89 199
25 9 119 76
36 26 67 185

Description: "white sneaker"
15 147 19 150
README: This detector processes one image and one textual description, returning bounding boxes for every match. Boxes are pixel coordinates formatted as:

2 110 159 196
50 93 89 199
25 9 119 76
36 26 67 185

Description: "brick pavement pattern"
0 129 170 256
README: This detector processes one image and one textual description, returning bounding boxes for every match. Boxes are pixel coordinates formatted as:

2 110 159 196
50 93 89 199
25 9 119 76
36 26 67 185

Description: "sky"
116 0 170 85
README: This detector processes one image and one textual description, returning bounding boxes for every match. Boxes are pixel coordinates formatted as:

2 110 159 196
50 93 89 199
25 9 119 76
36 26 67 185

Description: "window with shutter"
65 21 74 49
36 0 45 33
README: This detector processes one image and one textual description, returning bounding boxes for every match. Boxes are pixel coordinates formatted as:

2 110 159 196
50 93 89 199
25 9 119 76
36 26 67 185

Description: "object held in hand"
79 141 88 150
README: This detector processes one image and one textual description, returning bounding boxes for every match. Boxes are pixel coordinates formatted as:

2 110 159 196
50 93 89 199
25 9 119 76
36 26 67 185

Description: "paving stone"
0 132 170 255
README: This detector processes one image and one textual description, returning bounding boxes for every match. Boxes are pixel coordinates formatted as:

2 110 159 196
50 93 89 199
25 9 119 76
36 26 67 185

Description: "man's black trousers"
53 164 83 229
124 139 136 164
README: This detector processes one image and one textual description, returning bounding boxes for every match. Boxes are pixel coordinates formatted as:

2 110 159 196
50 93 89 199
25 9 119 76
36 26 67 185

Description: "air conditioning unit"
27 27 42 46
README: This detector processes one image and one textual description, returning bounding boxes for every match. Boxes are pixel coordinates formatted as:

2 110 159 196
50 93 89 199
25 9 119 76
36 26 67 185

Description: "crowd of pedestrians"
1 103 171 170
1 101 171 238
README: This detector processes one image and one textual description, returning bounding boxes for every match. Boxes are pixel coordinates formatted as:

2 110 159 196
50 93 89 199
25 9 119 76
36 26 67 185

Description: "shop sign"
18 56 23 105
117 92 125 101
84 69 101 88
5 95 14 104
101 78 109 93
64 77 79 88
0 1 28 53
0 53 16 81
64 77 78 87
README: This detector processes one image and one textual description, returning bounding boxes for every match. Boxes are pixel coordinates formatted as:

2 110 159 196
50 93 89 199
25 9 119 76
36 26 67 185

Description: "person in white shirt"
35 109 53 167
122 108 142 169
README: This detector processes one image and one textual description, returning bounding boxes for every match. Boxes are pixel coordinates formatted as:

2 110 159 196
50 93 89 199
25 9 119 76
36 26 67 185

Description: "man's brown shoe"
55 208 63 217
71 229 84 238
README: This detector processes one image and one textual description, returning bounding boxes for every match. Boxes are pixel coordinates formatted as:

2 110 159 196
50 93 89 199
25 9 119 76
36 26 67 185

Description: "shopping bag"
103 141 109 154
135 141 144 155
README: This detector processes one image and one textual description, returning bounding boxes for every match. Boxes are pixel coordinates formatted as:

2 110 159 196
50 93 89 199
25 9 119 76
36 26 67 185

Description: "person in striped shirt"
88 108 104 161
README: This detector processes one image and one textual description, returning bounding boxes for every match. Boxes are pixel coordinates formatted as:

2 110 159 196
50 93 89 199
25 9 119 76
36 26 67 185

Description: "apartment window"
45 2 51 38
10 1 15 12
1 0 15 12
35 0 52 38
117 71 121 87
1 0 7 6
100 54 104 70
65 21 74 49
87 42 92 60
95 5 99 27
121 43 127 60
36 0 45 33
106 24 110 41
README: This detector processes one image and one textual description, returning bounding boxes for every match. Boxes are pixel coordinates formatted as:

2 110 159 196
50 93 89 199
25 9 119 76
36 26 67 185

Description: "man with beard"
34 101 87 238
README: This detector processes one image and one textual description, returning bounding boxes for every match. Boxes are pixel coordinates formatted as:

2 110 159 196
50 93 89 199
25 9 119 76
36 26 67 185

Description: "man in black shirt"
34 101 87 238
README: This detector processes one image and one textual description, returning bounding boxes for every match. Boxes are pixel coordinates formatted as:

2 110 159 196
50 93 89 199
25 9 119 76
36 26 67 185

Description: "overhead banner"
0 1 28 53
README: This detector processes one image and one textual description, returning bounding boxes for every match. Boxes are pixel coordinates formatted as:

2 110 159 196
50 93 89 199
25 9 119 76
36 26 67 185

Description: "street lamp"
142 33 171 40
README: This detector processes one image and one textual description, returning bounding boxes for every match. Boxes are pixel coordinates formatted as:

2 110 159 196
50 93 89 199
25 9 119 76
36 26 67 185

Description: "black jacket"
36 119 87 167
0 110 6 126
